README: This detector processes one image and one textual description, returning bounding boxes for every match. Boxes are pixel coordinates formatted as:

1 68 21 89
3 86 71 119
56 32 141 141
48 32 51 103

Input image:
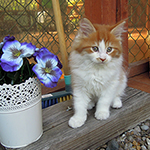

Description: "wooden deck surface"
4 87 150 150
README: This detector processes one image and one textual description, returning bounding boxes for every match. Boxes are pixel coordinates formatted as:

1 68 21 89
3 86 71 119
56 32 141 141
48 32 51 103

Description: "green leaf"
6 71 20 85
7 72 16 80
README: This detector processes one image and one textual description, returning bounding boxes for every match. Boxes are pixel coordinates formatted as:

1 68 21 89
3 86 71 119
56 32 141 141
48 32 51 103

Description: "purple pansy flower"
0 35 15 50
32 53 62 88
34 47 63 69
0 35 63 88
0 40 36 72
3 35 15 42
33 47 50 59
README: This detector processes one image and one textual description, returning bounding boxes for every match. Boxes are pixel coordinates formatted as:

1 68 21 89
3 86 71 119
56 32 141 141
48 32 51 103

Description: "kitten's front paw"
95 110 110 120
68 115 86 128
112 97 122 108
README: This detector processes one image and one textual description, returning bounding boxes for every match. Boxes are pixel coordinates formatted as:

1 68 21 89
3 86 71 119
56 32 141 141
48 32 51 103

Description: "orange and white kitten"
68 18 127 128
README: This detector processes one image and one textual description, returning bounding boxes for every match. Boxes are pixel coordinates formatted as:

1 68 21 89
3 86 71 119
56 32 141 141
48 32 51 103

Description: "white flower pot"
0 78 43 148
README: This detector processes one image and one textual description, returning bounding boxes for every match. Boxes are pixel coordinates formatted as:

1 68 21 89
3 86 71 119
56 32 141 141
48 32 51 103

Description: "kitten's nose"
100 58 106 62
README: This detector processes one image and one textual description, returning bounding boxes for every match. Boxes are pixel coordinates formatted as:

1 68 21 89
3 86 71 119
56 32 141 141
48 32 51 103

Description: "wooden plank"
128 73 150 93
116 0 128 70
42 87 139 132
128 58 149 78
13 87 150 150
41 79 65 95
146 0 150 29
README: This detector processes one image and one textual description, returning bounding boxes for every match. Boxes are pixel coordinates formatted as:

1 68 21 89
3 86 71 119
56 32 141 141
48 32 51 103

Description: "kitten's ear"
110 21 126 39
79 18 96 37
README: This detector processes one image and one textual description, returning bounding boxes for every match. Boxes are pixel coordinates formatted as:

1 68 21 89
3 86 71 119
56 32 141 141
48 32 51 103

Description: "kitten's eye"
107 47 112 53
92 46 99 52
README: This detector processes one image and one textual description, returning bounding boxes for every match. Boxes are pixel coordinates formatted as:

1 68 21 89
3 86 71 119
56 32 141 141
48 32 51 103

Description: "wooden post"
85 0 128 69
52 0 70 75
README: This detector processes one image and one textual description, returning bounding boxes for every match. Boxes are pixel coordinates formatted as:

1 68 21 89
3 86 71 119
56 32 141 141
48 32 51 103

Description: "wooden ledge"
128 58 149 78
12 87 150 150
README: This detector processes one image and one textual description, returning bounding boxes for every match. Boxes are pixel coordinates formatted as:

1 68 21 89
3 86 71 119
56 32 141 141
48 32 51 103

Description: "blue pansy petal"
40 78 57 88
33 48 49 62
2 40 21 53
50 56 58 67
1 51 22 64
42 54 58 67
34 56 46 68
35 54 57 68
0 62 16 72
32 64 45 80
0 58 23 72
3 35 15 42
20 42 35 57
54 67 63 77
47 67 62 82
35 48 40 51
14 58 23 71
33 47 50 58
1 49 14 61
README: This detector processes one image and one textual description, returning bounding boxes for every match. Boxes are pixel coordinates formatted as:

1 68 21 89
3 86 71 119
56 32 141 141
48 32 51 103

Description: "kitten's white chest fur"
70 50 124 97
68 18 127 128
